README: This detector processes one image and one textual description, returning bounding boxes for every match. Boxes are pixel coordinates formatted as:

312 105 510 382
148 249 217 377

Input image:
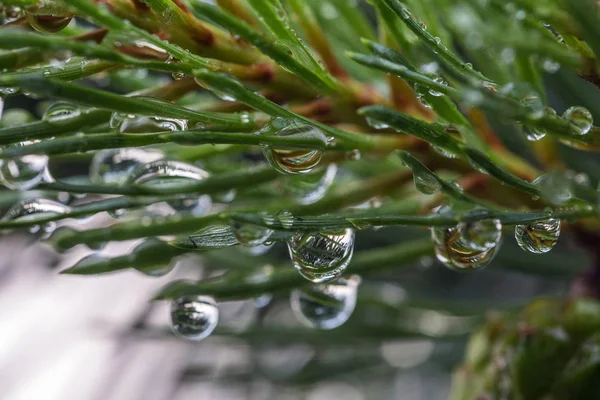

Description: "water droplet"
42 102 81 125
259 118 327 175
287 229 355 283
231 220 273 247
132 238 177 276
170 295 219 341
500 83 544 119
285 164 337 205
0 144 51 190
429 77 447 97
515 218 560 254
431 211 502 272
27 14 73 34
2 198 70 237
128 160 212 216
290 275 360 330
111 98 187 133
524 126 546 141
276 210 294 229
194 77 235 101
240 242 274 256
412 170 442 195
563 106 593 136
90 148 164 186
433 146 458 159
533 172 573 205
366 117 389 130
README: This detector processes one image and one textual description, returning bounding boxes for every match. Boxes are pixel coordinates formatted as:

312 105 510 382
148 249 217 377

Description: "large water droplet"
259 118 327 175
290 275 360 330
431 213 502 272
285 164 337 205
533 172 572 205
412 170 442 195
42 101 81 125
90 148 164 186
170 295 219 341
2 198 71 237
562 106 593 136
500 83 544 120
231 220 273 247
515 218 560 254
132 238 177 276
27 14 73 34
128 160 212 216
0 144 51 190
287 228 355 283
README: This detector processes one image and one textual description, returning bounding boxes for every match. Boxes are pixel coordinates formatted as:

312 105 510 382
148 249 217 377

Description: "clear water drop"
563 106 593 136
132 238 177 276
90 148 164 186
533 172 572 205
276 210 294 229
259 118 327 175
433 145 458 159
524 126 546 141
27 14 72 34
231 220 273 247
194 77 235 101
412 170 442 195
0 144 51 190
429 77 446 97
500 83 544 119
287 228 355 283
240 242 274 256
111 97 187 133
431 210 502 272
365 117 389 130
290 275 360 330
170 295 219 341
128 160 212 216
2 198 70 237
285 164 337 205
42 102 81 125
515 218 560 254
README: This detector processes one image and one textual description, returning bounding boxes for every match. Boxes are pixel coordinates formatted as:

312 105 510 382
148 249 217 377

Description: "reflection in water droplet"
431 212 502 272
128 160 212 216
240 242 274 256
0 143 51 190
42 102 81 125
2 198 71 237
27 14 72 34
259 118 327 175
287 228 355 283
90 148 164 186
231 220 273 247
171 295 219 341
524 126 546 141
285 164 337 205
132 238 177 276
515 218 560 254
563 106 593 136
290 275 360 330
